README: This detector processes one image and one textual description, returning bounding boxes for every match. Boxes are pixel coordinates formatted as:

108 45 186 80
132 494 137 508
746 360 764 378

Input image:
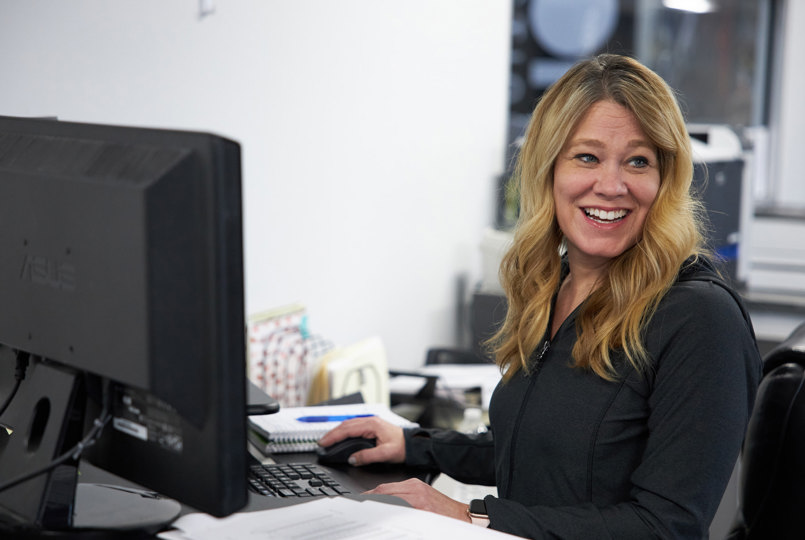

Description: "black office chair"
726 321 805 539
425 347 492 365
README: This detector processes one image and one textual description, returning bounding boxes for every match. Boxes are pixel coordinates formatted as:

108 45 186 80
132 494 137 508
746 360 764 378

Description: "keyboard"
248 462 353 498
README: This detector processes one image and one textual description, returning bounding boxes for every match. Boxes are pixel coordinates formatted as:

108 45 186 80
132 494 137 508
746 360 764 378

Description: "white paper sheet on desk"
157 497 523 540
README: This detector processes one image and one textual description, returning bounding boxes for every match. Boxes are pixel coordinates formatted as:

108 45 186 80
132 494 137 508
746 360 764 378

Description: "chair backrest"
425 347 492 365
727 321 805 539
762 322 805 375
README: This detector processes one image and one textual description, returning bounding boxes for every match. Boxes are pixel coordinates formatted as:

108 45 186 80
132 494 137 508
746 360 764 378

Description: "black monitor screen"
0 116 248 535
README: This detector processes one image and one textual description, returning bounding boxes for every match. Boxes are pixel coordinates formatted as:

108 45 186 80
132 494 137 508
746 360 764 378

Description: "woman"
319 54 761 538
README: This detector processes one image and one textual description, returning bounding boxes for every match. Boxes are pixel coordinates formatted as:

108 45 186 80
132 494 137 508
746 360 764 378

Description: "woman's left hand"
365 478 471 522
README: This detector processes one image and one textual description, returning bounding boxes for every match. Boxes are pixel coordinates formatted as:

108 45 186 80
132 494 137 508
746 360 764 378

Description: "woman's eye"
629 156 650 168
575 153 598 164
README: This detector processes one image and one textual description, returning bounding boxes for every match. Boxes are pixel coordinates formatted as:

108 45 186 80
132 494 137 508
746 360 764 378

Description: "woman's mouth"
583 208 629 223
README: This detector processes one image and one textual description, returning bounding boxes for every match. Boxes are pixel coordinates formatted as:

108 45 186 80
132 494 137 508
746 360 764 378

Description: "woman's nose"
594 164 628 198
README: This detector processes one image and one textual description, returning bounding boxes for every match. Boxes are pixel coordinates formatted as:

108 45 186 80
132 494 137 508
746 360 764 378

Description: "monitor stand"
0 355 181 538
70 483 181 537
5 483 182 539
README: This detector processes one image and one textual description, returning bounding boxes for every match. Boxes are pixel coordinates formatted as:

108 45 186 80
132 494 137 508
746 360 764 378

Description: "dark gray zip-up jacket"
404 260 761 539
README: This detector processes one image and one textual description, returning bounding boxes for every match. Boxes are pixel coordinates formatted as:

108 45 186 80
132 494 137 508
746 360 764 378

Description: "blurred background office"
0 0 802 371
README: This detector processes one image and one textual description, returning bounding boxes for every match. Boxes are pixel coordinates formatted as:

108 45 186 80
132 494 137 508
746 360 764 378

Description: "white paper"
158 497 523 540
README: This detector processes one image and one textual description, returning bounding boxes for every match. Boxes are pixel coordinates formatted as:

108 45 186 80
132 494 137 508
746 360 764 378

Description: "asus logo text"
19 254 77 291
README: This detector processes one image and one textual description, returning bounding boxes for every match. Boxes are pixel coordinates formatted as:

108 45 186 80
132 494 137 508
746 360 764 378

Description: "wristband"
467 498 490 528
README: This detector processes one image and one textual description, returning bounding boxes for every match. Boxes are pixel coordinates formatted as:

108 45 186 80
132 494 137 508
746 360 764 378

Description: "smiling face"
553 100 660 272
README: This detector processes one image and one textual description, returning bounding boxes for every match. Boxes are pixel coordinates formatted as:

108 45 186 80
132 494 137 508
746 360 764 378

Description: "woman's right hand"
317 416 406 466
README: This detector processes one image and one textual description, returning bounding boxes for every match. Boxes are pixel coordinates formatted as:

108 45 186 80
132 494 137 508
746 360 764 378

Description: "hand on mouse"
318 416 405 466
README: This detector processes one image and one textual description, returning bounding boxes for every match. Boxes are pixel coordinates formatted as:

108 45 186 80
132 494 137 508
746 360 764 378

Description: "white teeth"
584 208 627 222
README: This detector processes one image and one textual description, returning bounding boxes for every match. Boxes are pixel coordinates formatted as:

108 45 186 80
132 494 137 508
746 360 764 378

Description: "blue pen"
296 414 374 423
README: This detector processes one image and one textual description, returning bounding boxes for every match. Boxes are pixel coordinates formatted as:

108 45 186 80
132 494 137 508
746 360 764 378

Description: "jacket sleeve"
404 427 497 486
484 280 762 539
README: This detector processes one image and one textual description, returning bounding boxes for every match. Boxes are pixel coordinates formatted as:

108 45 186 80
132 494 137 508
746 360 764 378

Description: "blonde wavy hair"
493 54 708 381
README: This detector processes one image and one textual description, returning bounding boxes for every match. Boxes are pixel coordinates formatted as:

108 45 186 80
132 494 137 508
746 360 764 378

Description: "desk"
66 385 438 537
76 450 434 538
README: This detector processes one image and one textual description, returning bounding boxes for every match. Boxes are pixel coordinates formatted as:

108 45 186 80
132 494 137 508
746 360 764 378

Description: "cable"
0 378 111 495
0 351 30 417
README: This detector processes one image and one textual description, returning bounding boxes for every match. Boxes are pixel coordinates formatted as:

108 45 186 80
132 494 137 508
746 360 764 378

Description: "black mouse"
316 437 376 465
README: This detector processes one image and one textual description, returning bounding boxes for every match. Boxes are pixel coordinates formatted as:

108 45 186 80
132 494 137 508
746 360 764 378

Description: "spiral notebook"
248 403 417 454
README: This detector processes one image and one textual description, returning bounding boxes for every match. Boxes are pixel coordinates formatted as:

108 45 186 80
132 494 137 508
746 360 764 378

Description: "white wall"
0 1 511 369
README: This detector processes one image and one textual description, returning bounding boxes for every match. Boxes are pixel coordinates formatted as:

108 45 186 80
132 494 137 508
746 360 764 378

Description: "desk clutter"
247 304 391 408
248 403 417 454
246 303 501 433
247 304 332 408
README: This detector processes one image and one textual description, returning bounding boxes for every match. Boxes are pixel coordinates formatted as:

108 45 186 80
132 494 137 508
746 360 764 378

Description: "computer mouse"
316 437 376 465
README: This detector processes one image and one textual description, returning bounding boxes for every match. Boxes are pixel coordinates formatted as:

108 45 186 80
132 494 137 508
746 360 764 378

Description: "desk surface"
71 385 435 536
77 450 434 537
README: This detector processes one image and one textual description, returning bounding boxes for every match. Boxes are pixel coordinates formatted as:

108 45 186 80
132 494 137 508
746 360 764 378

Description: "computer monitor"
0 115 248 536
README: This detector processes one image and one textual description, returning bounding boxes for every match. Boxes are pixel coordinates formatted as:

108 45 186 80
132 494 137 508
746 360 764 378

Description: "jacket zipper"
504 339 550 497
